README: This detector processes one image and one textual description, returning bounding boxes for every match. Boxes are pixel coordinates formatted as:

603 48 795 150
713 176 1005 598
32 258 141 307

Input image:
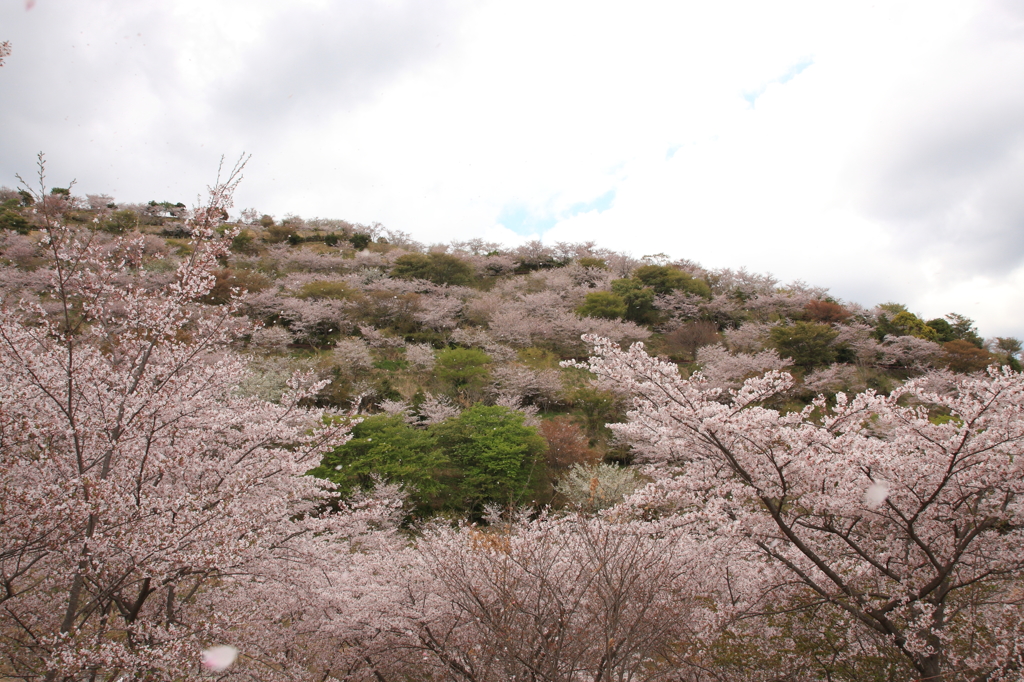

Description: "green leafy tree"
576 291 627 320
927 313 983 348
564 385 627 445
349 232 372 250
264 223 294 243
993 337 1023 371
431 405 546 512
632 264 712 298
770 321 839 369
874 309 939 341
309 415 447 512
391 252 475 286
576 256 607 269
0 203 31 234
104 209 137 235
229 229 259 254
435 347 491 400
995 337 1022 356
610 278 659 325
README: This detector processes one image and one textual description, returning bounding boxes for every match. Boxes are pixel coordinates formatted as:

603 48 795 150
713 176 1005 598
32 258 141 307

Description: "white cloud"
1 0 1022 336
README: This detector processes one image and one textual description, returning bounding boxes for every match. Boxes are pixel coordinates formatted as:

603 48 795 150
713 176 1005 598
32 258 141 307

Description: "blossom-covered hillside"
2 165 1023 681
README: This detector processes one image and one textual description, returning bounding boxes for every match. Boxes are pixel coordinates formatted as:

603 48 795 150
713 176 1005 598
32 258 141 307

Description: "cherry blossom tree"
0 157 389 681
693 343 793 391
410 513 712 682
573 335 1024 681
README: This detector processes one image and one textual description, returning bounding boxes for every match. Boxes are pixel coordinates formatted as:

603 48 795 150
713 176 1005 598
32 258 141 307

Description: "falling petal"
202 645 238 671
864 482 889 510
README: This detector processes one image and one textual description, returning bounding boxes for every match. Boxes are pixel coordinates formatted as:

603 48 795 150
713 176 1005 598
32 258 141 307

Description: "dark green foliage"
324 233 340 246
593 266 712 327
309 415 448 511
431 405 547 512
229 229 259 254
17 190 34 206
309 407 546 516
148 200 186 216
610 278 659 325
49 187 70 196
874 309 939 341
564 385 627 445
926 318 954 342
927 313 983 348
576 257 607 269
0 207 31 234
296 280 355 300
770 322 839 369
264 224 293 243
104 209 138 235
391 252 474 286
435 347 491 396
994 337 1022 370
576 291 627 320
349 233 372 250
632 264 712 298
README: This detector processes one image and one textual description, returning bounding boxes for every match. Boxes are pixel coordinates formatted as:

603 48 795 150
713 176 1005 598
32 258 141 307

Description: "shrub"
431 404 547 512
200 268 271 305
309 415 445 512
296 280 355 300
576 291 626 320
230 229 260 254
0 208 31 234
264 224 294 243
576 256 607 269
661 320 721 361
875 310 939 341
632 264 712 298
610 278 659 325
770 321 839 369
392 252 475 286
349 233 372 250
435 347 491 398
104 209 138 234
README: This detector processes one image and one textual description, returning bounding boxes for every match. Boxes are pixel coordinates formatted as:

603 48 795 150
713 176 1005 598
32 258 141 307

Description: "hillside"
3 171 1024 682
1 182 1020 514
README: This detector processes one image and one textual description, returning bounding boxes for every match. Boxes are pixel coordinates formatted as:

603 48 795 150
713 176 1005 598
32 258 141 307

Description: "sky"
2 0 1023 338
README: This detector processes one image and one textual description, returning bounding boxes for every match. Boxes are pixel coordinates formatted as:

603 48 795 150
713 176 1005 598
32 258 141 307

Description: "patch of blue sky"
778 57 814 83
496 203 558 236
566 189 615 215
743 56 814 107
497 189 616 236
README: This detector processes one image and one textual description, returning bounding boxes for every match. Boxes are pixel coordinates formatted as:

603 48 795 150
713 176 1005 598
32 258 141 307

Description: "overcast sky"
2 0 1023 337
